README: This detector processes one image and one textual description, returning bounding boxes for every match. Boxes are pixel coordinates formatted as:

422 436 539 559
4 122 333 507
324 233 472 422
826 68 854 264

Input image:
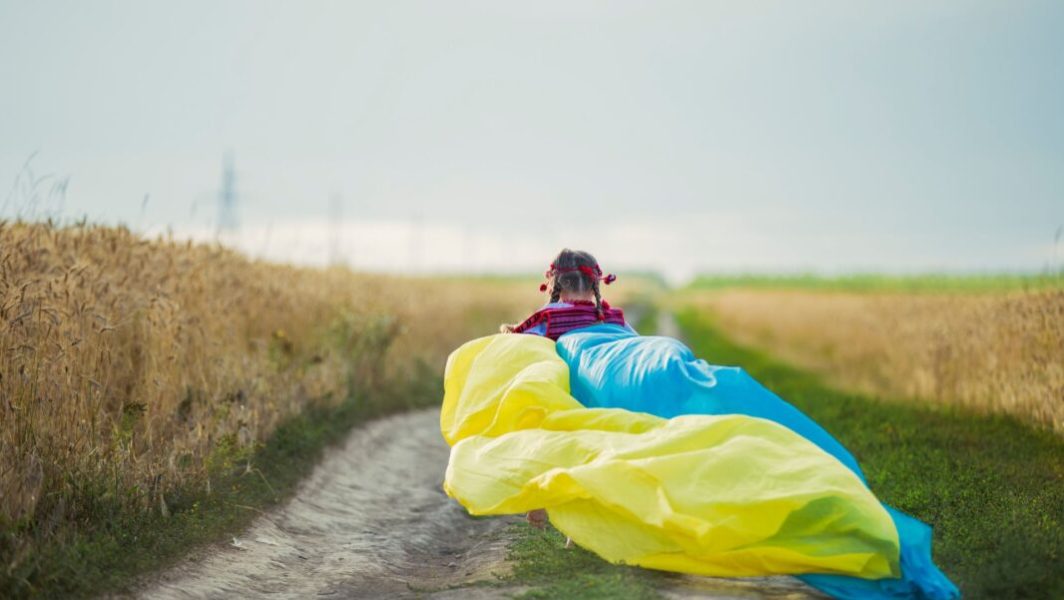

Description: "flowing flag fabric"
556 323 960 599
442 334 902 581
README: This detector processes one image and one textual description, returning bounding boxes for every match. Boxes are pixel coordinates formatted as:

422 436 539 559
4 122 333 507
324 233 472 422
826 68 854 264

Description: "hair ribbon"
539 262 617 292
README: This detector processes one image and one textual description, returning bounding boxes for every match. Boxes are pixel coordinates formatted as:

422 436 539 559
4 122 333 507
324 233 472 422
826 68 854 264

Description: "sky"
1 1 1062 282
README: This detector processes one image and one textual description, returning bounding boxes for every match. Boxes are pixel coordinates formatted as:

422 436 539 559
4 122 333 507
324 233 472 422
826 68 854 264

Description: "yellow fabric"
441 334 901 579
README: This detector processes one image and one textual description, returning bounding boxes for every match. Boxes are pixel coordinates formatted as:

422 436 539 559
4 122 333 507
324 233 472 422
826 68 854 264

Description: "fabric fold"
442 333 901 580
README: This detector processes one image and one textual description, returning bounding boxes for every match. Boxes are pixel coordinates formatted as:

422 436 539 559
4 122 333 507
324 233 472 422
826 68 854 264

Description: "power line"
329 192 344 266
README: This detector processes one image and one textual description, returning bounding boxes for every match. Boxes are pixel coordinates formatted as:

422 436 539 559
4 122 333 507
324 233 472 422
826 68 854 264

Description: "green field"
687 273 1064 293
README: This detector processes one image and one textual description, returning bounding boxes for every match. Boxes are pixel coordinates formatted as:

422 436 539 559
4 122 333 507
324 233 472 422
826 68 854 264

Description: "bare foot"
526 509 547 529
565 537 574 549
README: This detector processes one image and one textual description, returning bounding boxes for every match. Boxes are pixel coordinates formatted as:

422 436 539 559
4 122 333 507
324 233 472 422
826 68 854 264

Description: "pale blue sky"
2 1 1062 279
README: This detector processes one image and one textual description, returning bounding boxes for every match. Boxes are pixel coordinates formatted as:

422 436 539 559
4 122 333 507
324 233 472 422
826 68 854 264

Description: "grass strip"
503 523 663 599
0 369 440 599
686 273 1064 293
675 307 1064 599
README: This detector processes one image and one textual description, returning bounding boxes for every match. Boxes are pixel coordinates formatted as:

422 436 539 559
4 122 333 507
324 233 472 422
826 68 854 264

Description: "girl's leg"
526 509 547 529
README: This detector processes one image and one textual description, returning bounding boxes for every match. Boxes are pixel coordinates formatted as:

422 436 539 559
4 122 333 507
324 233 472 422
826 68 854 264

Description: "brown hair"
544 248 607 320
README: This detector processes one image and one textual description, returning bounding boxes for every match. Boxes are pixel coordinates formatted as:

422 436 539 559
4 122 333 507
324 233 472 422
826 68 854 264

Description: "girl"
500 248 633 339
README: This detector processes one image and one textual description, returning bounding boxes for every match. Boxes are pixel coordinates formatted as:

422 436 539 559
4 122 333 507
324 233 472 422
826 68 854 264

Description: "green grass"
675 307 1064 599
0 365 441 599
503 523 663 599
686 273 1064 293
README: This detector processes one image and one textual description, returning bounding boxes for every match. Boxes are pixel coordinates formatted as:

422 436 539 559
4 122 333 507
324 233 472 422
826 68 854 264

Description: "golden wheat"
685 289 1064 431
0 222 538 528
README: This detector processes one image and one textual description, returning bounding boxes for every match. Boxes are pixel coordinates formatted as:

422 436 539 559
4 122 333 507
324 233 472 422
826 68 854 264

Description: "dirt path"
139 409 521 599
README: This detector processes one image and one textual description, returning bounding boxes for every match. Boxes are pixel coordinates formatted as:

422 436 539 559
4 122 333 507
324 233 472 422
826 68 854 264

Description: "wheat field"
685 288 1064 432
0 222 541 535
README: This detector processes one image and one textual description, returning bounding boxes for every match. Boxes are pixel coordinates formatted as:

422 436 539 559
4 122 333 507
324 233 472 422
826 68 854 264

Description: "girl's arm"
502 304 555 337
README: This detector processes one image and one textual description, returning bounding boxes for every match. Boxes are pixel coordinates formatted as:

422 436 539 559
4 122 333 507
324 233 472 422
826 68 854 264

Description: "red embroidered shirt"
512 300 627 341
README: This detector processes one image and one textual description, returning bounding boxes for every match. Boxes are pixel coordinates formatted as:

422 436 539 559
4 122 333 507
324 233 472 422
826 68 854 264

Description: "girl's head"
540 249 617 318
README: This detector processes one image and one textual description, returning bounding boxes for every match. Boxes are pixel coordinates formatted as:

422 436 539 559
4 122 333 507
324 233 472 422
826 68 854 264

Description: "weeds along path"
139 409 520 599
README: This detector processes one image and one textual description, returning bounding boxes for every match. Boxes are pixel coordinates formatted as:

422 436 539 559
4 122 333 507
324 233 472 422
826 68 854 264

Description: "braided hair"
545 249 607 320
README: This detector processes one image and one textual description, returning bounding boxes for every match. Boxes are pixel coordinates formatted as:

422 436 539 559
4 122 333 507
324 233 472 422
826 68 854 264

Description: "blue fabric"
556 324 960 600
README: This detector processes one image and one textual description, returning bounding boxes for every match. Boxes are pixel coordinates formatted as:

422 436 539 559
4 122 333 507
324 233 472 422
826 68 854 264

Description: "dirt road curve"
140 403 822 599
